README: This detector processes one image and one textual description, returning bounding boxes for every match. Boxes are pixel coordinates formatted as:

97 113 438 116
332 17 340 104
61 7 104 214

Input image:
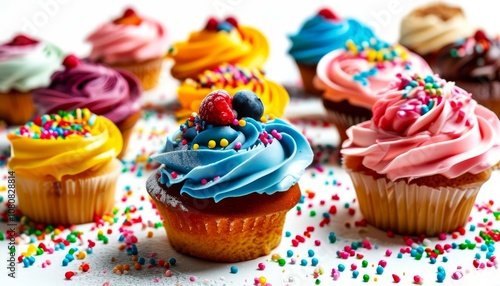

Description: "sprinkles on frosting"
185 64 263 89
345 39 411 86
10 108 97 140
396 74 445 116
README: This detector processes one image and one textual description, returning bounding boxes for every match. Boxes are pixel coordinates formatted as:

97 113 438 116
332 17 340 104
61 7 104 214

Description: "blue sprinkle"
486 252 493 259
149 258 156 265
169 257 176 266
410 249 417 257
119 235 125 242
217 22 233 33
230 266 238 274
416 247 424 254
437 271 446 282
138 257 146 265
480 245 488 251
438 266 445 273
299 196 305 204
62 258 69 266
285 231 291 237
338 264 345 272
451 243 458 249
376 265 384 274
65 254 74 262
287 250 294 257
300 259 307 266
352 270 359 278
322 212 330 218
23 258 30 268
430 257 436 264
421 105 429 115
308 249 315 257
469 225 476 231
397 253 403 259
28 256 35 265
488 245 495 252
442 257 448 263
86 248 93 254
311 258 319 266
475 253 481 260
55 245 60 251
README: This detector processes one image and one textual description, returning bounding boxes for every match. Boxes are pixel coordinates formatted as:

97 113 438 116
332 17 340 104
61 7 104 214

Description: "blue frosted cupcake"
288 8 377 95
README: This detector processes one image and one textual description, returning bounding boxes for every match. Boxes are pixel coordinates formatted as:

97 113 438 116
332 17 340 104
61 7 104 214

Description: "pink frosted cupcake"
86 8 168 90
314 40 432 144
342 74 500 236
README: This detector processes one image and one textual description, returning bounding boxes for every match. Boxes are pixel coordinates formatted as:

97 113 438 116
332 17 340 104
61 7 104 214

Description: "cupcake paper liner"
296 62 323 96
146 172 300 262
346 170 484 236
0 91 35 125
15 159 121 225
115 110 141 159
111 57 163 91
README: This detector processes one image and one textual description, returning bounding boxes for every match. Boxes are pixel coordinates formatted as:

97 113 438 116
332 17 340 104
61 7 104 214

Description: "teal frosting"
0 42 63 93
152 118 313 202
289 16 377 65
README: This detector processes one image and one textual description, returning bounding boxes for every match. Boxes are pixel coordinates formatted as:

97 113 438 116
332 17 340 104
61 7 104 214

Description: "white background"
0 0 497 84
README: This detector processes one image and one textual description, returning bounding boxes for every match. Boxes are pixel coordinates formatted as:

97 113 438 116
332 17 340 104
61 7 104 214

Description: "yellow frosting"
175 65 289 120
8 115 123 181
169 26 269 80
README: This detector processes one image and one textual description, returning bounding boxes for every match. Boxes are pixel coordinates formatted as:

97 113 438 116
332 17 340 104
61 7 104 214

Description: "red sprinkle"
65 271 75 280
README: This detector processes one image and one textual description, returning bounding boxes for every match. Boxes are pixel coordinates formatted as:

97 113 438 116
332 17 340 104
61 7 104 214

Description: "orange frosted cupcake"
168 17 269 81
0 35 63 125
8 108 123 225
147 89 313 262
175 63 289 120
341 74 500 236
87 8 168 90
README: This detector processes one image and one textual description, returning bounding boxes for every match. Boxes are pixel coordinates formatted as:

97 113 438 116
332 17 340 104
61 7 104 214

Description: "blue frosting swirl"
152 118 313 202
289 16 377 65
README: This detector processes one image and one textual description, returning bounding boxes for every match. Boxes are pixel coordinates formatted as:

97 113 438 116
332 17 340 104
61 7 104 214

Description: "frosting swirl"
152 114 313 202
289 15 376 65
176 64 289 120
8 108 122 180
0 37 63 93
32 58 141 124
399 3 475 55
87 9 168 64
168 18 269 80
341 74 500 180
315 41 432 109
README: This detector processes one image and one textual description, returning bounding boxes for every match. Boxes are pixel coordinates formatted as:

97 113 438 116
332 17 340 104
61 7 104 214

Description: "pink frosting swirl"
314 43 432 109
342 74 500 180
86 10 167 64
32 59 141 123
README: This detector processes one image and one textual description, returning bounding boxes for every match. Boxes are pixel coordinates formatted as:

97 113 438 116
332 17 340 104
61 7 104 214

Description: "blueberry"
217 22 233 33
233 90 264 120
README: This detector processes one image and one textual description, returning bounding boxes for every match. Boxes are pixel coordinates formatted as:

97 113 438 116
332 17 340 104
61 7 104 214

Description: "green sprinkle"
278 258 286 267
363 274 370 282
315 279 321 285
310 211 316 217
362 260 368 267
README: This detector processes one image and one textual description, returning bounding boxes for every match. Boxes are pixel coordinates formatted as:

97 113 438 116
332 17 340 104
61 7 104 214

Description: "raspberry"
123 8 137 18
198 90 235 125
225 16 238 28
318 8 340 21
63 55 80 69
8 35 38 46
205 17 219 31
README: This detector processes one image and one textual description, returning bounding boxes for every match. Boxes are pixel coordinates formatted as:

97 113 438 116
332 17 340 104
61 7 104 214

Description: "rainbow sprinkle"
186 64 263 89
10 108 97 140
396 74 445 116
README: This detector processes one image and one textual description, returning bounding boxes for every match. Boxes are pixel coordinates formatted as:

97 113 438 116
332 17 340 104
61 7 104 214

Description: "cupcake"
399 2 474 67
86 8 168 90
32 55 141 159
341 74 500 236
168 17 269 81
146 89 313 262
314 40 432 145
288 8 377 96
7 108 123 225
433 30 500 117
0 35 63 125
175 63 289 120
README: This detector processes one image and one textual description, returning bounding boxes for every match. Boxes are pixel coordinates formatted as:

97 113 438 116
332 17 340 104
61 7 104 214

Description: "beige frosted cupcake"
147 89 313 262
341 74 500 236
8 108 123 225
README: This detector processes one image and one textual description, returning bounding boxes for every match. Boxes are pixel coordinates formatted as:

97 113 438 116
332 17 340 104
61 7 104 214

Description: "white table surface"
1 1 500 285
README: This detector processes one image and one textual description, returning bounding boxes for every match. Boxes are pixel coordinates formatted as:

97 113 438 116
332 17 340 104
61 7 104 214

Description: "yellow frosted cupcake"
176 63 289 120
168 17 269 81
8 108 123 225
